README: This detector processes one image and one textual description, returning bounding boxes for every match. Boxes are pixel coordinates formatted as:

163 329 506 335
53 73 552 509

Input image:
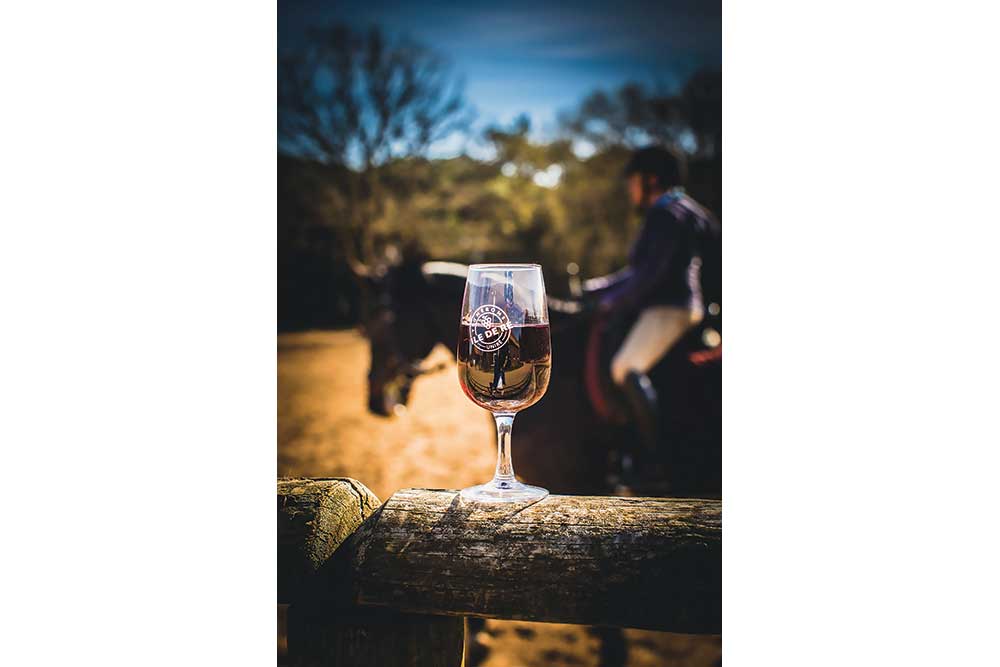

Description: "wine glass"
457 264 551 503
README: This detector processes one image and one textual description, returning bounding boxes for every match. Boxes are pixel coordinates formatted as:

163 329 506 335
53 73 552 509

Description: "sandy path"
278 330 720 667
278 329 494 501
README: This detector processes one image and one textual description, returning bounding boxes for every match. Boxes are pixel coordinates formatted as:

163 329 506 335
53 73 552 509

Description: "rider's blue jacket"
594 190 720 315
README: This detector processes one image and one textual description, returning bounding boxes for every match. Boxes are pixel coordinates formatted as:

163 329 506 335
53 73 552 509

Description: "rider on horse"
587 146 721 456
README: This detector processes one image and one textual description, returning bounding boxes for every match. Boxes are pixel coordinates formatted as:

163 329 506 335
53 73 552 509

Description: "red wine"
457 322 551 412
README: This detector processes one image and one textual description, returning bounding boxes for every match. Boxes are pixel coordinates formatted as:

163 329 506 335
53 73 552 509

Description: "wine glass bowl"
457 264 551 503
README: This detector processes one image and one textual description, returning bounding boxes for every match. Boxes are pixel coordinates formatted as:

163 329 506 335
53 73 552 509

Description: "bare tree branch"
279 25 470 169
558 72 720 158
278 24 472 265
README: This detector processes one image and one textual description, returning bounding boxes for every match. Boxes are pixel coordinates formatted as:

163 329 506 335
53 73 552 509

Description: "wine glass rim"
468 263 541 270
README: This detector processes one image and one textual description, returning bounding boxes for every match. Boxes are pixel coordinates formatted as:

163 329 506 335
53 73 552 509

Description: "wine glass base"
460 479 549 503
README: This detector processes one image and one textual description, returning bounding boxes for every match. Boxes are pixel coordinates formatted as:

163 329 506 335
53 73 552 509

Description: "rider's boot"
618 370 670 493
622 370 662 464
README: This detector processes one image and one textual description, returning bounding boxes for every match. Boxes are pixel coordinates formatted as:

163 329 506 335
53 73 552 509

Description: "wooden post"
348 488 722 634
278 479 464 667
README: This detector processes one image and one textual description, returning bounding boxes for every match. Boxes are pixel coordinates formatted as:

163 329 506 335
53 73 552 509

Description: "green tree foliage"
361 117 637 288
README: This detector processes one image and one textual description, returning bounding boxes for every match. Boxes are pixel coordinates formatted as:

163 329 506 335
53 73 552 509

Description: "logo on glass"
468 304 512 352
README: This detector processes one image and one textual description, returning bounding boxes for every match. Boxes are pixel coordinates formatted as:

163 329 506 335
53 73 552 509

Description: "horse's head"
355 256 447 416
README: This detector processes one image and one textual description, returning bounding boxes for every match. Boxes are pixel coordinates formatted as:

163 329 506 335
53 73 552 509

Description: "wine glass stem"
492 412 516 485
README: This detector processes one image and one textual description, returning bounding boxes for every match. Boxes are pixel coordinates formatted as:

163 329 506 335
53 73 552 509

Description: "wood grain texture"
349 489 722 634
278 477 381 603
278 478 464 667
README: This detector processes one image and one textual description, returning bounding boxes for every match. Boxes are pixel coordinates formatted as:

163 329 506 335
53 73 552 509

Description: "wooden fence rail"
278 477 721 666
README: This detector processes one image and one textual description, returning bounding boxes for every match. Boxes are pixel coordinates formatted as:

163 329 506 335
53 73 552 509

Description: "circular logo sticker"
468 304 512 352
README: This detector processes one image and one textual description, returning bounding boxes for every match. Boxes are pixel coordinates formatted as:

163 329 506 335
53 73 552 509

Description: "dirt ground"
278 330 721 667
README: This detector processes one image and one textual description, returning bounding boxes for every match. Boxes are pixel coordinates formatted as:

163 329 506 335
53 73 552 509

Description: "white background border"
1 1 998 664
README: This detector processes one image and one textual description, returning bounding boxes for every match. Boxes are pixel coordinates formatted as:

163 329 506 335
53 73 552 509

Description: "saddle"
583 314 627 423
583 311 723 422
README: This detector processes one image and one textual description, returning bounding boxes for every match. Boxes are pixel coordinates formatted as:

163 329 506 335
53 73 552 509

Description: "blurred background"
278 1 720 665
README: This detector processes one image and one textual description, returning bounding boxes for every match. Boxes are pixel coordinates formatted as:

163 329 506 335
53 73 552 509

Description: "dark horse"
358 258 721 496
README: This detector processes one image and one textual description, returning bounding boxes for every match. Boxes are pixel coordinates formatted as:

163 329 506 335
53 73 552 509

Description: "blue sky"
279 0 720 154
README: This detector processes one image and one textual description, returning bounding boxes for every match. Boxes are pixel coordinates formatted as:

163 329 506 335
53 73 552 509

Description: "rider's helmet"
622 145 687 193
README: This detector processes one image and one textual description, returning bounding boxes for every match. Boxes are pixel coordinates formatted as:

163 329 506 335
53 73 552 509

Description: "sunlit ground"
278 329 493 500
278 329 721 667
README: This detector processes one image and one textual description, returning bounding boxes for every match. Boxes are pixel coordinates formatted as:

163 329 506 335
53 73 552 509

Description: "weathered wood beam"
278 479 464 667
348 489 722 634
278 477 381 604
